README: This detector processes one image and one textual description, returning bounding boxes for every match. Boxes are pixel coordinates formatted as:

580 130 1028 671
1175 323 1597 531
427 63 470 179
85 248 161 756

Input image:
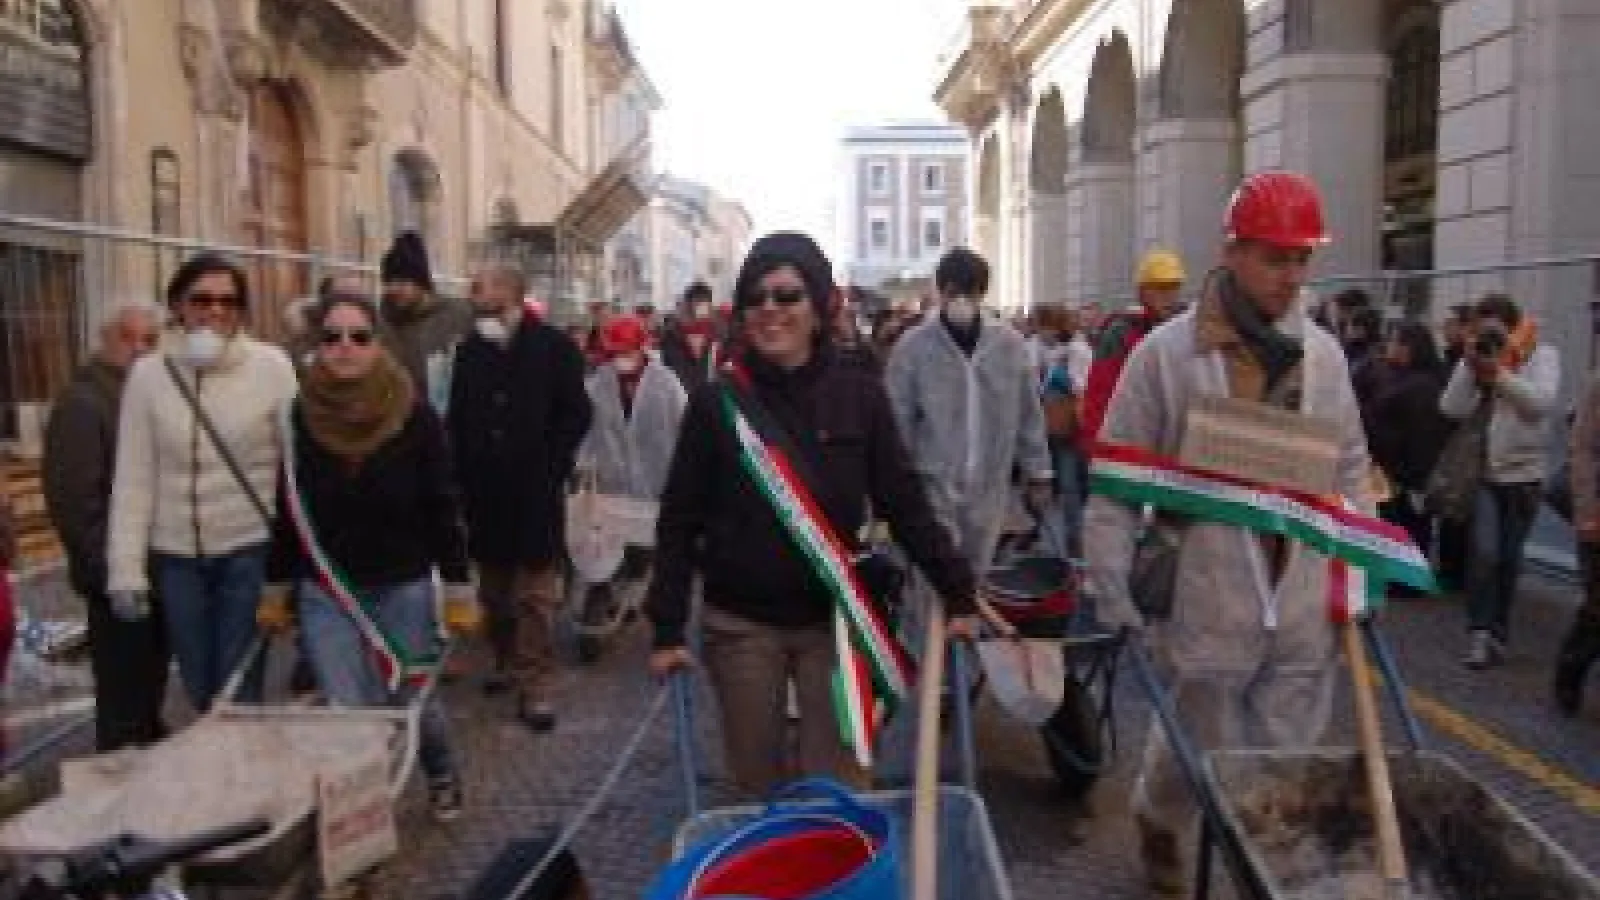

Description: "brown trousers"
700 605 865 798
477 563 563 700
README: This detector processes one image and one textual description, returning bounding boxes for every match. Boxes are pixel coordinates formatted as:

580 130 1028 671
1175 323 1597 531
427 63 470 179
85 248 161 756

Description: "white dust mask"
475 315 510 343
613 354 644 375
944 297 978 325
181 328 226 368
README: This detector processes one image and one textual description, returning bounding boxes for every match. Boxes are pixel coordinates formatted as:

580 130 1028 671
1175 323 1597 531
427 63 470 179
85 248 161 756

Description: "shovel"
1344 615 1411 900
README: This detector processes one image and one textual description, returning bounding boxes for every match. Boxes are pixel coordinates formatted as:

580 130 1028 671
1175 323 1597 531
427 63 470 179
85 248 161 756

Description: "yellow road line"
1399 683 1600 815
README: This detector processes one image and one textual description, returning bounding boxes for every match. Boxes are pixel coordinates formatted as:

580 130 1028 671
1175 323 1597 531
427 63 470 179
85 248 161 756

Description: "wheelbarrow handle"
1124 632 1275 900
948 640 979 792
1361 617 1426 752
671 671 700 819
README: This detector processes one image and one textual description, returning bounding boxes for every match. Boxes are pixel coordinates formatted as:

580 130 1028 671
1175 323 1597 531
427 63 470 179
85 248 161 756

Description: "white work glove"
108 589 150 622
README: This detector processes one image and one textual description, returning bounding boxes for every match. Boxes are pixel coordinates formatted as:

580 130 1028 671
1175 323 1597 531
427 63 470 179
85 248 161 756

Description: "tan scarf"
300 350 415 467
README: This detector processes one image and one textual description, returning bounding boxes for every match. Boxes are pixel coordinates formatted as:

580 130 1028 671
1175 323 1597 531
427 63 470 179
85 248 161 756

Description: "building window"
869 217 889 252
923 163 945 195
923 217 944 253
550 44 564 150
493 0 511 96
868 162 889 196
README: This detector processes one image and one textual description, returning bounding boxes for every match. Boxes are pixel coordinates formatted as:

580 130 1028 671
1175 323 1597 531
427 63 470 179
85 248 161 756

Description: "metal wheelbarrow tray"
1207 748 1600 900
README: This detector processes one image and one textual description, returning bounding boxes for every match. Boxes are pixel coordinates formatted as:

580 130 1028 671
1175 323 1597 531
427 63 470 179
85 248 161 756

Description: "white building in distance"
835 123 970 294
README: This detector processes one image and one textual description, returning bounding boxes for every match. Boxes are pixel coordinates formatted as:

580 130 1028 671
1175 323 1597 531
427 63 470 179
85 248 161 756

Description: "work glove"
441 583 482 635
255 584 294 632
108 589 150 622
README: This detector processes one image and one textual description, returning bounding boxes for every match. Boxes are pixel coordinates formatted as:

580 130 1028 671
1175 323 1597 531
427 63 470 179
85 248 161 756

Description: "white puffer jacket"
107 333 298 593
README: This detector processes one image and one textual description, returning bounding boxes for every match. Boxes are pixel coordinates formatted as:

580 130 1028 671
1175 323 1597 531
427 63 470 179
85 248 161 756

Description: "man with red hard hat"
1084 171 1376 895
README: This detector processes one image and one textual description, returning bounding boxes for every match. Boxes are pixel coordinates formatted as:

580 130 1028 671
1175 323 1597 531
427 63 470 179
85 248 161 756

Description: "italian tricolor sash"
280 408 440 691
1089 441 1436 618
718 366 914 768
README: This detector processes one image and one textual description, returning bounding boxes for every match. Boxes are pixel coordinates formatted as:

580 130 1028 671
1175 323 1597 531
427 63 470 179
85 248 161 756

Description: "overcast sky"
612 0 967 256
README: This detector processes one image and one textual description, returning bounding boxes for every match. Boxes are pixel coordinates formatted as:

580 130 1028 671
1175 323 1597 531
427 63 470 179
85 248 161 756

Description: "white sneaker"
1464 630 1504 670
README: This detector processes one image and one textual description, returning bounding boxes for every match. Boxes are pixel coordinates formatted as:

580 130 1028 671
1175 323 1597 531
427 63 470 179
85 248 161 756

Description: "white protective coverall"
1082 291 1371 842
885 314 1054 572
580 360 687 500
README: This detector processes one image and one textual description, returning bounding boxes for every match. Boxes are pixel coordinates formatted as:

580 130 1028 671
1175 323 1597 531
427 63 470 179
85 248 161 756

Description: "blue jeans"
154 544 267 712
297 577 456 781
1467 482 1543 642
1051 442 1087 556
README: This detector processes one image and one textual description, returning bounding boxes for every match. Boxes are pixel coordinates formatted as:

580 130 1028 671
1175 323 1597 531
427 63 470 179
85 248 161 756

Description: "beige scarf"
300 350 415 467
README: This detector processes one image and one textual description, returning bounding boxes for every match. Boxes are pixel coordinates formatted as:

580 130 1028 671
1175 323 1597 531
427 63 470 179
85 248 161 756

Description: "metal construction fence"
0 212 472 448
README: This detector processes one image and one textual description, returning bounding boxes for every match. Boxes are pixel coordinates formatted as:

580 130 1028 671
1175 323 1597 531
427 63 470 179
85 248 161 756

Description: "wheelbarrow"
563 485 658 663
0 635 451 897
1129 623 1600 900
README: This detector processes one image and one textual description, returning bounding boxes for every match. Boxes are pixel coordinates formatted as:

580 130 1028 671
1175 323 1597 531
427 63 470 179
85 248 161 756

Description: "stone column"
1029 191 1070 308
1065 163 1137 309
1240 53 1387 278
1141 118 1239 277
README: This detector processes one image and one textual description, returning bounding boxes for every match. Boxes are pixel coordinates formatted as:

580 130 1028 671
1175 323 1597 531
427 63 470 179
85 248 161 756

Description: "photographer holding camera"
1440 293 1560 669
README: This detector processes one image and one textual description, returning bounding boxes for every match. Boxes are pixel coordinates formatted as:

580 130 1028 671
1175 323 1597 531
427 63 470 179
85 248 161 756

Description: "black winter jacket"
1366 366 1451 490
268 400 470 588
645 348 975 648
43 360 126 597
448 312 593 566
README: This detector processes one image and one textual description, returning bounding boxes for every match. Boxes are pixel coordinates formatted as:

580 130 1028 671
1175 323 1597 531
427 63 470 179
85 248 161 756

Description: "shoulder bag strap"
164 356 274 528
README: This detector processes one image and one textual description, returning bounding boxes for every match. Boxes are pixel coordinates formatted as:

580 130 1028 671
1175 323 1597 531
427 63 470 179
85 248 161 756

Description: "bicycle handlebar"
18 818 271 900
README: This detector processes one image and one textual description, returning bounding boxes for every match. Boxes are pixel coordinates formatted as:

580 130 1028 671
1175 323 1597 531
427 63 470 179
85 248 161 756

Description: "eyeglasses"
185 292 242 310
746 287 808 308
319 327 375 347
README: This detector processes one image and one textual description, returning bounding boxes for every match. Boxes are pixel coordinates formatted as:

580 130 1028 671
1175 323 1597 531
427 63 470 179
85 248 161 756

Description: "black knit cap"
733 232 835 319
380 230 434 292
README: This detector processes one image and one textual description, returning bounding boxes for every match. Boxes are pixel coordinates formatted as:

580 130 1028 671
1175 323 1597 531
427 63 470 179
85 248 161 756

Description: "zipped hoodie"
106 332 298 593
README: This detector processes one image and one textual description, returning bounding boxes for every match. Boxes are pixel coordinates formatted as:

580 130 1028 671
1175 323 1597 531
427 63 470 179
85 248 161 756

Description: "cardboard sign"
317 750 397 887
1179 394 1342 496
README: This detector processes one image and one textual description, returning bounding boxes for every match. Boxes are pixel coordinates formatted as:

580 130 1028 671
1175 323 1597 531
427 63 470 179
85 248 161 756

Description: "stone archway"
1029 88 1071 308
975 136 1001 262
1070 32 1138 308
1148 0 1246 279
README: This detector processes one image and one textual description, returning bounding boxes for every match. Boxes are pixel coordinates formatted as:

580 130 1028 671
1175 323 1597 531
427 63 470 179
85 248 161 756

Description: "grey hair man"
43 302 169 752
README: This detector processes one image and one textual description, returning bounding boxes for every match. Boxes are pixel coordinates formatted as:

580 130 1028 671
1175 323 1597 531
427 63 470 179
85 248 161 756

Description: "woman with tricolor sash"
259 294 478 823
645 232 980 798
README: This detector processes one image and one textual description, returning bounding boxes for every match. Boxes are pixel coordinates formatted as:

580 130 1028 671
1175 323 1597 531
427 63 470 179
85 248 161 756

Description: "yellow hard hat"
1136 249 1186 287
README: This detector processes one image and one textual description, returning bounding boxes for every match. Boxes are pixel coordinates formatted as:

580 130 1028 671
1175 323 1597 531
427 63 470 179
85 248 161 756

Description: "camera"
1474 321 1508 360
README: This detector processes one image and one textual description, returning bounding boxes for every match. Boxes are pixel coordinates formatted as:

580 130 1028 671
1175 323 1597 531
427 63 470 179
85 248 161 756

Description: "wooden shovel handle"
1345 619 1409 891
910 610 947 900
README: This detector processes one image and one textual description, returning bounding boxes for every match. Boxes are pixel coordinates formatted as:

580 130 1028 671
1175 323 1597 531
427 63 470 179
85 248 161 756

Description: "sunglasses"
185 292 242 310
745 287 808 308
319 327 375 347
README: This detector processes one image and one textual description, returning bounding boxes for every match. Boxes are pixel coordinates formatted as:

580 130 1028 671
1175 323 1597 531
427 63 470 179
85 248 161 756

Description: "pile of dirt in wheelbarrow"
1211 750 1600 900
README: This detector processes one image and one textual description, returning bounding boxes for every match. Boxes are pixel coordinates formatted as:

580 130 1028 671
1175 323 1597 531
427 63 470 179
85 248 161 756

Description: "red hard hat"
1225 171 1329 249
600 314 650 356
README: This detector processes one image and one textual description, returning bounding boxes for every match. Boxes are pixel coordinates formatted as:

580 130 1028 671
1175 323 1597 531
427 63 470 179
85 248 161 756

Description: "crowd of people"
31 169 1599 894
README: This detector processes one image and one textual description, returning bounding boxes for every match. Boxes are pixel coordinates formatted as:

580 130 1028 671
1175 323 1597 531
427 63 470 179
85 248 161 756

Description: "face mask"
181 328 226 368
944 297 977 325
475 315 510 343
691 302 711 320
613 354 644 375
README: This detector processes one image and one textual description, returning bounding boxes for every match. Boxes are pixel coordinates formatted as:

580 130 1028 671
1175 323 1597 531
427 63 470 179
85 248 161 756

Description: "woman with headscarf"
645 232 977 797
260 294 478 821
107 254 299 712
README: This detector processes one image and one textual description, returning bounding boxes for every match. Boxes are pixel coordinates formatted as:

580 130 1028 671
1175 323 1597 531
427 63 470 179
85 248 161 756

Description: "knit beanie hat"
733 232 835 321
380 230 434 291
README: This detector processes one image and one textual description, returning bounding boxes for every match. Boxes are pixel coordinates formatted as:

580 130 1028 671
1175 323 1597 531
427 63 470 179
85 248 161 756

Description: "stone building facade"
635 174 751 311
936 0 1600 389
835 123 969 293
0 0 656 432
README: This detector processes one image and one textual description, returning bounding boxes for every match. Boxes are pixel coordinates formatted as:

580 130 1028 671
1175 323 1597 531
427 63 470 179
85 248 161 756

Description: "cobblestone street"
4 569 1596 899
